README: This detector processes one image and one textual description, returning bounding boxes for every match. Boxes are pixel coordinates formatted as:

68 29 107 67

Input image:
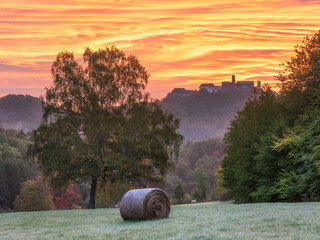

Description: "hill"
1 202 319 239
160 90 252 141
0 94 42 131
0 91 251 138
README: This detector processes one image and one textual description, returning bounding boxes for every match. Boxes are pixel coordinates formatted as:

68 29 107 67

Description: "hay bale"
120 188 170 220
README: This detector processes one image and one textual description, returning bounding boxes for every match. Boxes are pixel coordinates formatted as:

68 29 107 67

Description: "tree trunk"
89 177 97 209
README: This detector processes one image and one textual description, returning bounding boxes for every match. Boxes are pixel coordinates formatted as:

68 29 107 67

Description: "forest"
0 126 226 211
161 90 251 141
222 32 320 203
0 129 39 211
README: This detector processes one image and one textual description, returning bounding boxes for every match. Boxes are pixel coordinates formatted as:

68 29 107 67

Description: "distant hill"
160 90 252 141
0 90 251 139
0 94 42 131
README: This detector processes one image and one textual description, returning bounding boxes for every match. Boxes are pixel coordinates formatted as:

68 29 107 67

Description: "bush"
14 177 54 212
184 193 192 204
55 184 81 210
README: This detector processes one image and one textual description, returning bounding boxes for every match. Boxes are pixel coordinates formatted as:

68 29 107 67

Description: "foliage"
191 189 199 201
178 138 224 170
0 132 39 210
278 31 320 118
96 181 131 208
222 87 282 202
221 31 320 203
273 108 320 201
156 138 225 202
95 187 114 208
14 177 55 212
55 184 82 209
213 165 229 201
193 165 209 201
30 47 183 209
173 183 185 203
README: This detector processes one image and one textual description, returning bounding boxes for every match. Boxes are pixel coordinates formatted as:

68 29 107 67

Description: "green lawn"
1 202 320 240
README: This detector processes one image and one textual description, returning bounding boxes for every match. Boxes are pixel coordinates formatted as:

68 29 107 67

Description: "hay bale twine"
120 188 170 220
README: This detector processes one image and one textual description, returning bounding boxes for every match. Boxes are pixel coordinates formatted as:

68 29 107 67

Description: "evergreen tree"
222 87 282 203
174 183 185 203
221 31 320 203
194 165 209 201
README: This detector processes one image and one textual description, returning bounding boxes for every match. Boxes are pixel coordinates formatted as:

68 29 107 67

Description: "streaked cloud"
0 0 319 99
0 64 34 72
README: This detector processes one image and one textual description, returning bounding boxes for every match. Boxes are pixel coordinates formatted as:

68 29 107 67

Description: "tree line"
0 130 225 211
0 129 39 211
222 31 320 203
165 138 228 203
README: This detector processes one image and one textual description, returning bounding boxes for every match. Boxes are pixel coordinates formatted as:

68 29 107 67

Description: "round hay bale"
120 188 170 220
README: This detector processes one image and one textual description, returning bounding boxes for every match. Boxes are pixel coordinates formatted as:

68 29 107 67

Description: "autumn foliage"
55 185 82 210
14 177 54 212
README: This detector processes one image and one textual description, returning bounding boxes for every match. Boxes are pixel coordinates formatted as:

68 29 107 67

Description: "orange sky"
1 0 320 99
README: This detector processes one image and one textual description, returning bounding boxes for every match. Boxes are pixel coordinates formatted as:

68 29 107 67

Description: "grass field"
1 202 320 240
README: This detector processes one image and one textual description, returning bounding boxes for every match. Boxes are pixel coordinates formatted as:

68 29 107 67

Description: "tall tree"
278 30 320 124
273 31 320 201
30 47 183 209
193 165 209 201
174 183 185 203
222 31 320 203
222 87 285 203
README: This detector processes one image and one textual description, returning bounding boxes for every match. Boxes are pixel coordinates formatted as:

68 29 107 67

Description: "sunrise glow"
1 0 320 99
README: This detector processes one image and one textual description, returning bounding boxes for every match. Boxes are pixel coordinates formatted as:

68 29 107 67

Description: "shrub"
14 177 54 212
55 184 81 210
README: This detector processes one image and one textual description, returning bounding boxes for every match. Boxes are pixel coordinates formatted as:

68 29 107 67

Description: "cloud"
0 0 320 99
0 64 34 72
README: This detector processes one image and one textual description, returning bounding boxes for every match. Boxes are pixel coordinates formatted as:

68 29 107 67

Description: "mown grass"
1 202 320 240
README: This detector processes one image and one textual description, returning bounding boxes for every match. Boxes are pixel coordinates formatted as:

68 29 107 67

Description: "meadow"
1 202 319 240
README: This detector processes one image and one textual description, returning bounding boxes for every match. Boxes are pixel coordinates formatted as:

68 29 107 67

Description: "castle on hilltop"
170 75 261 96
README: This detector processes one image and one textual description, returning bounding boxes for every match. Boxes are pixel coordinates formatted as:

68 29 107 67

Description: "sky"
0 0 320 99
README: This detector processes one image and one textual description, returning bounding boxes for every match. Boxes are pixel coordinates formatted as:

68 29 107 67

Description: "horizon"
1 0 320 99
0 75 264 101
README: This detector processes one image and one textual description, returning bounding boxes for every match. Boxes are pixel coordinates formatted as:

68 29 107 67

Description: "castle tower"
257 81 261 89
232 75 236 84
